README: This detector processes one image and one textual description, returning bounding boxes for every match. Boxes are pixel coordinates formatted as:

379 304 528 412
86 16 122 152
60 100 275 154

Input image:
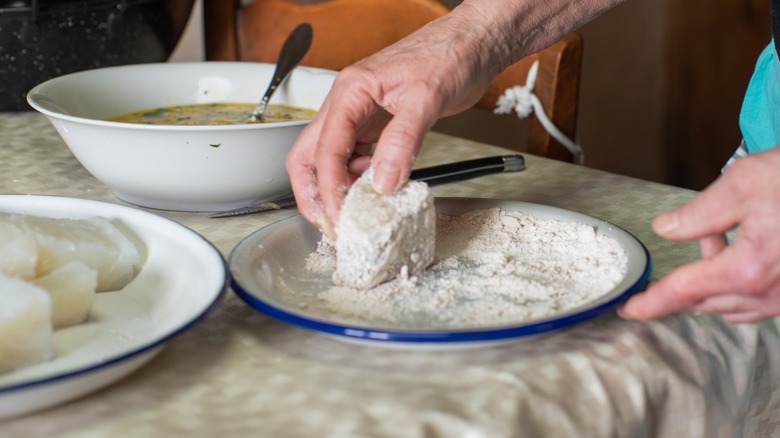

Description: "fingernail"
372 160 401 194
320 215 337 240
311 207 336 240
653 211 679 234
616 306 632 319
322 221 336 240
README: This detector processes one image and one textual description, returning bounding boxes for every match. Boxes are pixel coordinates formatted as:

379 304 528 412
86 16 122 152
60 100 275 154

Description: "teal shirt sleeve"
739 42 780 153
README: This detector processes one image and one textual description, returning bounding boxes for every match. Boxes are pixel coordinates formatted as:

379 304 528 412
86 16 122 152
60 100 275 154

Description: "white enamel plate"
230 198 652 349
0 195 228 419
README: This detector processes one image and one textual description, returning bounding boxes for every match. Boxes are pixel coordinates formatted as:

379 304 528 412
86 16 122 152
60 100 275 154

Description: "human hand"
284 7 505 237
283 0 630 236
620 147 780 323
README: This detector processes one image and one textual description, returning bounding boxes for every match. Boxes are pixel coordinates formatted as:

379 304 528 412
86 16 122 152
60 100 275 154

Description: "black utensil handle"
411 154 525 186
208 154 525 217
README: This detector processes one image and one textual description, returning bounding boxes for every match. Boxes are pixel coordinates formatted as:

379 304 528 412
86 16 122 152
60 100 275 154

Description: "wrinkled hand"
285 9 500 237
621 147 780 323
284 0 627 236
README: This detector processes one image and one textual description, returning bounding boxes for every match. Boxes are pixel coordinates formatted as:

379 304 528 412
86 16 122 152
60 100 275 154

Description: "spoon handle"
249 22 314 122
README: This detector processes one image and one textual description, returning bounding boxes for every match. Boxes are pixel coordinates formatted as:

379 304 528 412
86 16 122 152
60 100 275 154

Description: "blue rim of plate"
0 195 230 394
229 198 652 345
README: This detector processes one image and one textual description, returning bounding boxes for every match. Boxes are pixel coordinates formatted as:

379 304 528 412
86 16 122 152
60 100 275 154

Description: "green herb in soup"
109 102 317 125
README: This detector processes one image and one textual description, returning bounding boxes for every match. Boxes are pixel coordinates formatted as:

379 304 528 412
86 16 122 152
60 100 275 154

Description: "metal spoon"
248 22 314 123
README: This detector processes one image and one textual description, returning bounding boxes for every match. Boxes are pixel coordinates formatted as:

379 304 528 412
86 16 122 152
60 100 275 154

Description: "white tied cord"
494 60 584 164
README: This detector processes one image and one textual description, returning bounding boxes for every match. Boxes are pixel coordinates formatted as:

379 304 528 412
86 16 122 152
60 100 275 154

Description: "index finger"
314 95 366 228
286 111 335 237
653 165 748 241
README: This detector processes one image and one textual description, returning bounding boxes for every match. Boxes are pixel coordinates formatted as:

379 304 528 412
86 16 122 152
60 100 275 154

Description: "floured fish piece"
334 169 435 289
0 274 53 373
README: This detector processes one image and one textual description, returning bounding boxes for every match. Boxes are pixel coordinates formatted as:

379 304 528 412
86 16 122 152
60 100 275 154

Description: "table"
1 112 778 437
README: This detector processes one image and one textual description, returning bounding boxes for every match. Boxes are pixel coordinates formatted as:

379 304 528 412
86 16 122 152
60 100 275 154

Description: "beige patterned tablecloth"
1 112 779 437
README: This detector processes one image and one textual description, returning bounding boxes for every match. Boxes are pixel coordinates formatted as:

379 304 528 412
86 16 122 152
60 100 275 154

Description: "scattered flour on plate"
304 208 628 328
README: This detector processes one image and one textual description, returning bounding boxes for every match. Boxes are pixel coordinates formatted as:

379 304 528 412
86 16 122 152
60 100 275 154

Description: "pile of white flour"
304 208 628 328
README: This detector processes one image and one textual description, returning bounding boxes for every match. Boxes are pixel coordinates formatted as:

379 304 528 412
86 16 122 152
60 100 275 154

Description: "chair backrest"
203 0 582 162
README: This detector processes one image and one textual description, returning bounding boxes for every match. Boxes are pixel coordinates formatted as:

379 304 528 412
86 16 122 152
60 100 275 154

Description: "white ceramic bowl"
27 62 337 212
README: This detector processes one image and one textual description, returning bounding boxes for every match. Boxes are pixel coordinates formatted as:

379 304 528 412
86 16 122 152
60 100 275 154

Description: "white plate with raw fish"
0 195 228 420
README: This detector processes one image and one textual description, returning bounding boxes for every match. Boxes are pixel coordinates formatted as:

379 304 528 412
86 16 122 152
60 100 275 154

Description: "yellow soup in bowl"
110 102 317 125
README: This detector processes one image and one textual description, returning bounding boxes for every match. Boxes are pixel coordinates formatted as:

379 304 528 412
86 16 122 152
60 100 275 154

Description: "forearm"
449 0 628 75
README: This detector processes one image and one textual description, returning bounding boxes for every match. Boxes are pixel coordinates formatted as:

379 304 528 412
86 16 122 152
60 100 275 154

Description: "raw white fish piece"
0 221 38 280
334 169 435 289
3 214 141 292
0 274 53 373
34 261 97 329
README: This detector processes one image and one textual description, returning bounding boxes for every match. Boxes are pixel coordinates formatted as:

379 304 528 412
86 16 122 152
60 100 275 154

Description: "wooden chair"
203 0 582 162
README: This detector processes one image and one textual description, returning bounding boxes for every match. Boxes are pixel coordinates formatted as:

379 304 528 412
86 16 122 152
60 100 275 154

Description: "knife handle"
411 154 525 186
209 154 525 218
